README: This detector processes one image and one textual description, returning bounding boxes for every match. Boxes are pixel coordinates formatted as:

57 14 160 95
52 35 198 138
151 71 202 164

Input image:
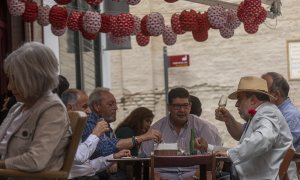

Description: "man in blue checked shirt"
81 87 161 180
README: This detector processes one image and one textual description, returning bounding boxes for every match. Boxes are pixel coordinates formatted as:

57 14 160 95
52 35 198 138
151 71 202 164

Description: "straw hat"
228 76 275 100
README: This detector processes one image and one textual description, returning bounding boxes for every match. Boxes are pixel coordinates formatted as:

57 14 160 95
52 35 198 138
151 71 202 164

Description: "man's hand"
139 129 162 143
195 137 208 152
215 107 235 124
92 121 109 137
113 149 131 159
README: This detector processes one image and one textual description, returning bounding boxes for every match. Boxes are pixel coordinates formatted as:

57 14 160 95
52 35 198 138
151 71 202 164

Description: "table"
107 157 150 180
151 154 215 180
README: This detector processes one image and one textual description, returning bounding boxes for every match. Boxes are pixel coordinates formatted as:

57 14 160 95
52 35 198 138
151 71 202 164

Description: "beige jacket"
0 92 71 174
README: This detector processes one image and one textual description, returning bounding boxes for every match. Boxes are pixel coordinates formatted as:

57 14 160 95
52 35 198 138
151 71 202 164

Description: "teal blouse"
115 127 139 156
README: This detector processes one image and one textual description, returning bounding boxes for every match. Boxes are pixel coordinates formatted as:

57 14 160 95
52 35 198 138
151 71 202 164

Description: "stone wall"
108 0 300 147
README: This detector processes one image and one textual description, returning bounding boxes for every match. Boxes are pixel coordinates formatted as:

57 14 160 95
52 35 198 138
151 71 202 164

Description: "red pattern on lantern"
131 15 141 35
192 29 208 42
49 5 68 29
51 25 66 36
207 5 227 29
244 22 259 34
196 11 211 33
22 1 38 23
7 0 25 16
162 26 177 46
141 15 151 36
219 27 234 39
67 10 82 31
37 5 50 26
82 10 101 34
171 13 185 35
179 9 198 31
110 13 134 37
147 12 165 36
99 13 111 33
136 32 150 46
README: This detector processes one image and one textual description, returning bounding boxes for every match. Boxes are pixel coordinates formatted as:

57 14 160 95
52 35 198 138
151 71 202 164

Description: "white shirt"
68 134 114 178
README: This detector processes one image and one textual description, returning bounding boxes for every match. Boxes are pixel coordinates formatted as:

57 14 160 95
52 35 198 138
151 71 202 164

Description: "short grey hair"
4 42 59 99
262 72 289 98
61 88 81 107
88 87 110 110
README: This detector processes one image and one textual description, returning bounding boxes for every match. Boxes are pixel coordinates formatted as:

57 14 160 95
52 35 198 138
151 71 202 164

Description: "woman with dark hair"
115 107 154 156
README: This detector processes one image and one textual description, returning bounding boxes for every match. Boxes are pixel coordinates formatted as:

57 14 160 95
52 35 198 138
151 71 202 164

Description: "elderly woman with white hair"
0 42 71 173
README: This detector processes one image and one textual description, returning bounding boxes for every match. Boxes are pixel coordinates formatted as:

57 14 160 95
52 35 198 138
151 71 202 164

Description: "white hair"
4 42 59 99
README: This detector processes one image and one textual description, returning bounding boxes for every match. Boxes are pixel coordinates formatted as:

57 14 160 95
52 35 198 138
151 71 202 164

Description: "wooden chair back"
0 111 87 179
279 148 295 180
150 154 216 180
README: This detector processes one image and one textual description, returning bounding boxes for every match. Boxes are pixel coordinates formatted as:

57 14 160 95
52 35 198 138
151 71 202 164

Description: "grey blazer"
228 102 298 180
0 92 71 174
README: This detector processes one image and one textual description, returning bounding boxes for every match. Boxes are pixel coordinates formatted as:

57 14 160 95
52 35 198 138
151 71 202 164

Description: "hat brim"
228 89 276 100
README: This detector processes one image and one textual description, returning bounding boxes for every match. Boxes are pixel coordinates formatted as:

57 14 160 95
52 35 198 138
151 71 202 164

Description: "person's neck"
170 118 186 135
23 98 38 110
275 96 286 106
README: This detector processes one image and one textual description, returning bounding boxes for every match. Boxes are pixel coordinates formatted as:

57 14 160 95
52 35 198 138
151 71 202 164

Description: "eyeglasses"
171 103 191 110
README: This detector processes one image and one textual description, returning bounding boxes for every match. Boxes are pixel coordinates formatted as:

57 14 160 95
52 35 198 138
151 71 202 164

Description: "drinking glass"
177 138 189 156
218 95 227 108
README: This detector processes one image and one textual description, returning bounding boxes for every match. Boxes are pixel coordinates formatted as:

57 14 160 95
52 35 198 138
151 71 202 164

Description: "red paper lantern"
131 15 141 35
207 5 227 29
22 1 38 23
99 13 111 33
244 22 259 34
51 25 66 36
67 10 82 31
141 15 151 36
82 10 101 34
180 9 198 31
136 32 150 46
171 13 185 35
37 5 50 26
219 27 234 39
147 12 165 36
196 11 210 33
49 5 68 29
7 0 25 16
110 13 134 37
162 26 177 46
192 29 208 42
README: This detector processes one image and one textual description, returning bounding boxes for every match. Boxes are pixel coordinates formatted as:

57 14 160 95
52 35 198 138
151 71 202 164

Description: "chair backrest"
62 111 87 173
279 147 295 180
0 111 87 179
150 154 216 180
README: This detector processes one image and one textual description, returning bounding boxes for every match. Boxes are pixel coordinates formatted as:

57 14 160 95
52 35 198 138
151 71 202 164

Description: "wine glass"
218 95 227 108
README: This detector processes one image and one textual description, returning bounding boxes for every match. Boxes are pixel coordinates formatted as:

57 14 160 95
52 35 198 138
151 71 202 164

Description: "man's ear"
66 104 73 111
93 103 101 113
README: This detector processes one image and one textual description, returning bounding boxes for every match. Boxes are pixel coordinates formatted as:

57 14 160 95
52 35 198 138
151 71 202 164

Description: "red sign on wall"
168 54 190 67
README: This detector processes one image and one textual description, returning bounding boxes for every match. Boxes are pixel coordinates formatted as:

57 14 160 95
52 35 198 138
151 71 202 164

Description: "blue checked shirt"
81 112 119 159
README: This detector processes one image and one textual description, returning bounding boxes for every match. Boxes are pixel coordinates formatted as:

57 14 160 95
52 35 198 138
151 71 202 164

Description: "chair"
150 154 216 180
0 111 87 179
278 148 295 180
293 151 300 179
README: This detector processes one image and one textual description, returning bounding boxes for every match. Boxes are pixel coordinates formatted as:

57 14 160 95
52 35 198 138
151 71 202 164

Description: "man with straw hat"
195 76 297 179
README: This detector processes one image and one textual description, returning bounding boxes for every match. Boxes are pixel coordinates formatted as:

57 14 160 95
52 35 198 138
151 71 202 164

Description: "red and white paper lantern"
37 5 50 26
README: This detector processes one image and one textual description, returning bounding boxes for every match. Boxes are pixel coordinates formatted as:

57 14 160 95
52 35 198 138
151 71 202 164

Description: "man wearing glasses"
141 87 222 180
